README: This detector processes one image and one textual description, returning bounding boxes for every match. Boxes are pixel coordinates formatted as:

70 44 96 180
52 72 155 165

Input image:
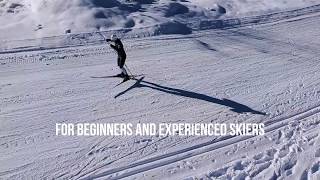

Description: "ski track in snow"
1 5 320 180
85 105 320 180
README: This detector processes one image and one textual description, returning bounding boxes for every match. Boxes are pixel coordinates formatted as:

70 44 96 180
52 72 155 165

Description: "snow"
0 0 319 40
1 1 320 180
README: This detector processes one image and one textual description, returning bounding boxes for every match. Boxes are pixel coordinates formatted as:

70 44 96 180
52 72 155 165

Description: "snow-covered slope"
1 5 320 179
0 0 319 40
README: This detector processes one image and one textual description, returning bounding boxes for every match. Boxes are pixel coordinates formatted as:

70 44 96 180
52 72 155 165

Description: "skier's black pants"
117 55 126 68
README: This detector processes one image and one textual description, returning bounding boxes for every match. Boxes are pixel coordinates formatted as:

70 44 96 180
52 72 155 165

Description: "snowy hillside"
1 1 320 179
0 0 319 40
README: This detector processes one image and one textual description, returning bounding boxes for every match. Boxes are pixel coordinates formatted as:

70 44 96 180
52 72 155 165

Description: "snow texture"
1 1 320 180
0 0 319 40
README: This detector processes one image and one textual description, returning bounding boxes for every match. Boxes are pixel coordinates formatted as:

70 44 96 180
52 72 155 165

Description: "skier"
106 34 129 81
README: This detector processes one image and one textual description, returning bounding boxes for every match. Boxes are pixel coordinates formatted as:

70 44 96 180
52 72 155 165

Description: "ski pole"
125 64 133 76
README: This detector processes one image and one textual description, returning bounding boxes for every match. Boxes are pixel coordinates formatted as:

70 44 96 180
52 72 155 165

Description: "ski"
114 77 145 98
113 75 140 87
91 74 144 87
91 74 144 79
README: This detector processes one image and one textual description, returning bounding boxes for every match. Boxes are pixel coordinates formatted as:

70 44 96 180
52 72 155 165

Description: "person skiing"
106 34 129 81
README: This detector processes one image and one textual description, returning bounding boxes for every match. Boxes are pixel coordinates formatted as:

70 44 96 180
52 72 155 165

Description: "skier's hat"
111 34 118 41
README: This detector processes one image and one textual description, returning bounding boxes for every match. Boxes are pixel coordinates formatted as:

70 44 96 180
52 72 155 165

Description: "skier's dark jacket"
107 38 126 68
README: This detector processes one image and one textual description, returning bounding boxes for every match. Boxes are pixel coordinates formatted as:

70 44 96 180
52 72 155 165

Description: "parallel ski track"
80 104 320 179
0 39 188 68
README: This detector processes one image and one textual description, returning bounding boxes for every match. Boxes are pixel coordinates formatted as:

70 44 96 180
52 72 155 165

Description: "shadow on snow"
115 77 266 115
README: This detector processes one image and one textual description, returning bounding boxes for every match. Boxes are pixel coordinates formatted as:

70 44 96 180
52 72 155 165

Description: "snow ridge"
0 0 319 40
1 4 320 54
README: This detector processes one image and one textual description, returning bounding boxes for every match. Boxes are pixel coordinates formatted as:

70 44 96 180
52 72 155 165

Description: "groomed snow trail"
1 8 320 180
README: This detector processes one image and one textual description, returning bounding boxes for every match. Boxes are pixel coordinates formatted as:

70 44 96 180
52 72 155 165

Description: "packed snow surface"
1 3 320 179
0 0 319 40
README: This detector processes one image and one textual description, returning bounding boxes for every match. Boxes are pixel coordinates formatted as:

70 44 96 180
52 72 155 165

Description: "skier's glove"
106 39 111 42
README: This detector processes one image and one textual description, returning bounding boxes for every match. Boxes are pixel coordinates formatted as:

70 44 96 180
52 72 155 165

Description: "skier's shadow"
115 77 266 115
